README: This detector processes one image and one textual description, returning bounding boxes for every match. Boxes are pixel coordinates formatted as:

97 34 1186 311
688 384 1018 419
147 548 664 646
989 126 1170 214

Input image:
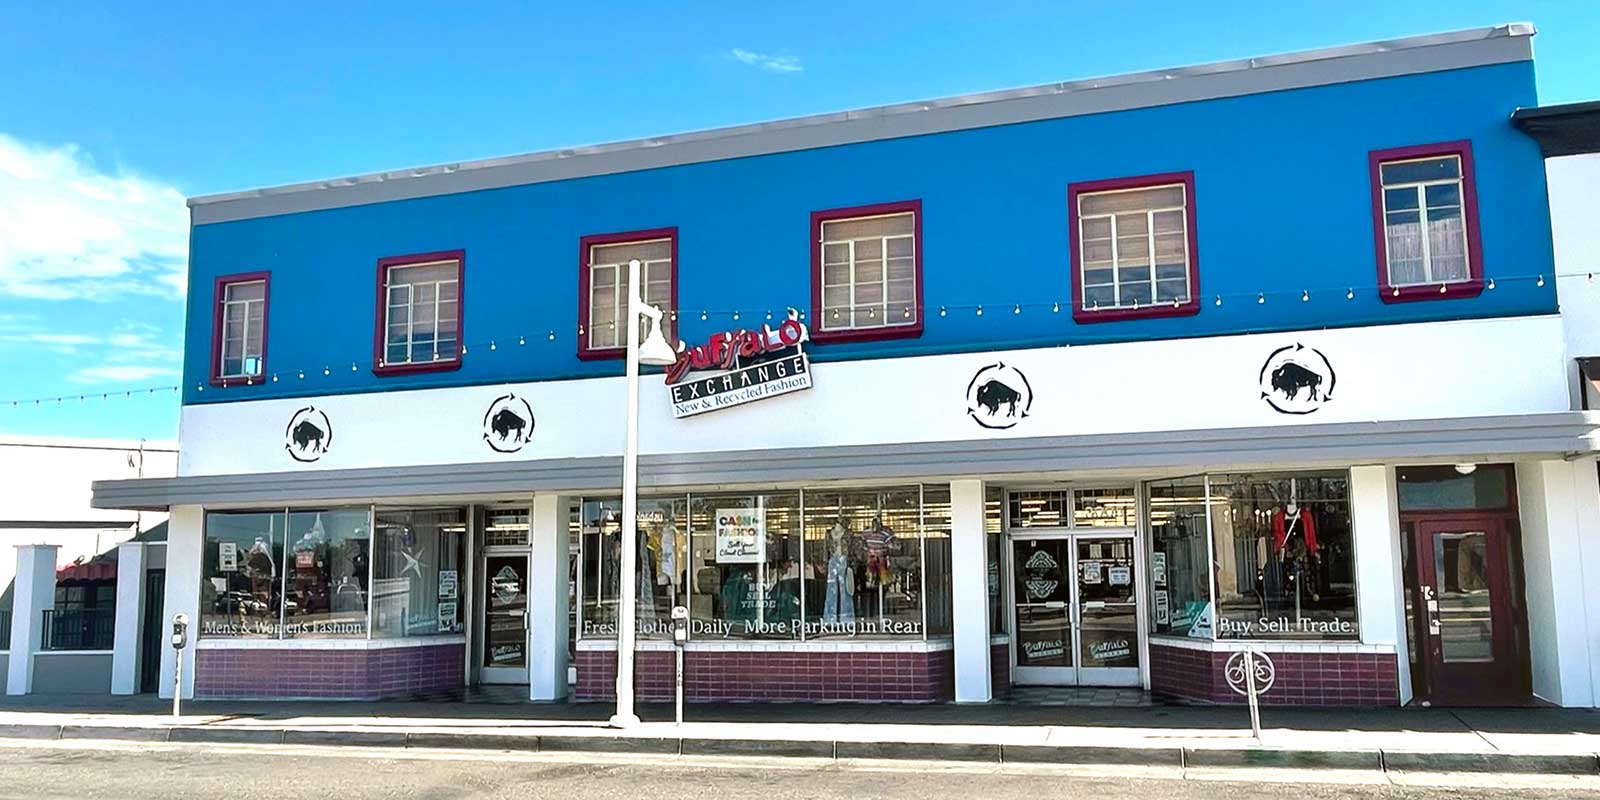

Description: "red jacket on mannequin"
1271 507 1317 555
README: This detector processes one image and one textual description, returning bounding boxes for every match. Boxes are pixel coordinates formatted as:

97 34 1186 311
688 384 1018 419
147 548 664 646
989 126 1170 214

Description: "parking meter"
171 613 189 650
171 613 189 718
671 606 688 725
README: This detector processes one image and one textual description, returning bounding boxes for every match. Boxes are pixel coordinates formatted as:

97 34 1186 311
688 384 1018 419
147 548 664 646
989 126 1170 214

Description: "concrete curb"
3 724 1598 776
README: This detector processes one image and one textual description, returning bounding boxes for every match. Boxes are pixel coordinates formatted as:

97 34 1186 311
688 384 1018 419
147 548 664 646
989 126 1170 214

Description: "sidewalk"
3 694 1599 775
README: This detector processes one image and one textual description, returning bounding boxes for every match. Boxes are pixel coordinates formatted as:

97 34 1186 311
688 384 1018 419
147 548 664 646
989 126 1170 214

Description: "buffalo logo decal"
284 406 332 463
1259 343 1336 415
482 393 535 453
966 362 1033 430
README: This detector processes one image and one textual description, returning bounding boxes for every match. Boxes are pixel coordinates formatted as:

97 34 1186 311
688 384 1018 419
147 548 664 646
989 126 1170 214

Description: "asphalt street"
0 740 1598 800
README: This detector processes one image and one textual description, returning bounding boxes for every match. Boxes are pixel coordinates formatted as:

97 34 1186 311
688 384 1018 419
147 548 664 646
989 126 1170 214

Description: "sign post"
1224 649 1275 745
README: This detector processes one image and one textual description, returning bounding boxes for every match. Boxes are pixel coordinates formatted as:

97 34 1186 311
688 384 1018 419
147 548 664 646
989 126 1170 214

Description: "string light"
4 270 1591 411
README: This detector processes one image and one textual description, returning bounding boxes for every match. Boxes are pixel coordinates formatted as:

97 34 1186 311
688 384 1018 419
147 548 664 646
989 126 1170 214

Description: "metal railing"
41 608 116 651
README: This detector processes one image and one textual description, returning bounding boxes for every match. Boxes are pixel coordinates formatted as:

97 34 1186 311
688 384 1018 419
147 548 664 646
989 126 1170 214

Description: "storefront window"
922 485 954 637
985 487 1006 635
283 508 370 638
580 496 687 639
1147 477 1209 637
691 492 801 639
803 487 923 639
200 511 284 638
1008 490 1069 528
1147 471 1359 642
371 508 465 638
1208 472 1357 640
1398 465 1513 512
1074 487 1137 527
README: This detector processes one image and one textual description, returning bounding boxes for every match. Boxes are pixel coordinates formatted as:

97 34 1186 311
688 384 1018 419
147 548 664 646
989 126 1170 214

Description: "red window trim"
371 249 465 377
1368 140 1484 303
576 227 679 361
809 200 924 344
209 271 272 387
1067 171 1201 324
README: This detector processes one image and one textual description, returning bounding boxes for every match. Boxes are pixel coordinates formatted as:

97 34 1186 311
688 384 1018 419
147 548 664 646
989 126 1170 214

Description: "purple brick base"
195 642 465 700
575 647 954 703
1149 641 1399 706
990 641 1012 699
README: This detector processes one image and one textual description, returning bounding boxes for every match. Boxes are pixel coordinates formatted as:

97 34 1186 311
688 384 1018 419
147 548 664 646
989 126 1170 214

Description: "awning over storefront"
91 412 1600 511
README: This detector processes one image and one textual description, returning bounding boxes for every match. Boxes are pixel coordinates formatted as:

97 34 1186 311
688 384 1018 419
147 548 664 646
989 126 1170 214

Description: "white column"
1350 465 1409 703
950 478 992 703
6 544 59 695
529 494 571 701
110 541 148 695
1516 460 1600 707
159 505 204 700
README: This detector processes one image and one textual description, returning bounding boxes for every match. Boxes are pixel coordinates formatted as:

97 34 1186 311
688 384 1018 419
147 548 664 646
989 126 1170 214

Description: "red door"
1408 516 1529 705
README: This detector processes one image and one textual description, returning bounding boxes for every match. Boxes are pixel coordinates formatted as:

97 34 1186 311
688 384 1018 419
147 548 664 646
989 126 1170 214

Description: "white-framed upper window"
818 210 918 333
1077 183 1190 310
218 279 266 379
585 237 673 353
1379 155 1470 287
382 258 460 366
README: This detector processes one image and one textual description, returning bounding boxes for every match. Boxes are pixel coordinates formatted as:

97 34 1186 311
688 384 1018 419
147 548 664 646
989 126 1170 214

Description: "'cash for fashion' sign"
665 311 812 418
715 509 763 564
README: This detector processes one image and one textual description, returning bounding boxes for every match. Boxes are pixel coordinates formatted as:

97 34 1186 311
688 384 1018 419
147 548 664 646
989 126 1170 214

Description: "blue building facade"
92 25 1600 711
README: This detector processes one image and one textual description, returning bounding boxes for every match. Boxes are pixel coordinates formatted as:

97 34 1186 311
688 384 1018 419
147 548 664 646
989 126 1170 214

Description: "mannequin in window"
821 522 855 624
862 515 894 588
1271 500 1321 603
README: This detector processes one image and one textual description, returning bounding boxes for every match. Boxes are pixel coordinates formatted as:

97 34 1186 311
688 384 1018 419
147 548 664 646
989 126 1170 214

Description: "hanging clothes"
862 517 894 586
821 551 855 623
1271 507 1318 556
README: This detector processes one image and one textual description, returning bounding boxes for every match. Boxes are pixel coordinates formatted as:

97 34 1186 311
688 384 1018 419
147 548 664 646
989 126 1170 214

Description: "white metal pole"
611 259 645 728
172 650 182 719
1245 649 1262 745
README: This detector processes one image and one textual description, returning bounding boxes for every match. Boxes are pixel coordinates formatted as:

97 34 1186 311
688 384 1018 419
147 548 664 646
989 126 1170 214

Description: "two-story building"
93 23 1600 708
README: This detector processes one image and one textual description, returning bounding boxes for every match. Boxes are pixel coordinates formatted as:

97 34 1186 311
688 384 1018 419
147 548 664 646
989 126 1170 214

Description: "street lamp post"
611 258 678 728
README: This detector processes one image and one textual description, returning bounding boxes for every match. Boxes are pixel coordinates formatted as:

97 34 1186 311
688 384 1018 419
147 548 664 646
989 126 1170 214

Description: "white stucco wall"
1551 153 1600 361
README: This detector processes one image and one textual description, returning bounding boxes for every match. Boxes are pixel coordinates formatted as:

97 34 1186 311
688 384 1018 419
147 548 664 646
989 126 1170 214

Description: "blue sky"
1 1 1596 441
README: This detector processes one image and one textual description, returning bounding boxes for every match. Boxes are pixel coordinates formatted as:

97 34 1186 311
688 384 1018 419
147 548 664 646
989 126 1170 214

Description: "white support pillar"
159 505 203 701
950 478 992 703
1516 460 1600 707
110 541 147 695
6 544 59 695
1350 465 1409 704
529 494 571 701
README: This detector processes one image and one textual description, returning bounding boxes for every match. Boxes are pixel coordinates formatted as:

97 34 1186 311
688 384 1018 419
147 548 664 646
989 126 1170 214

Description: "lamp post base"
608 713 642 729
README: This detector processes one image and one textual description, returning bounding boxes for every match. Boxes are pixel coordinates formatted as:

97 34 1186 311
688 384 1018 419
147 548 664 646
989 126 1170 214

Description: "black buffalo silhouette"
292 419 325 452
490 407 526 441
976 380 1022 417
1271 362 1323 401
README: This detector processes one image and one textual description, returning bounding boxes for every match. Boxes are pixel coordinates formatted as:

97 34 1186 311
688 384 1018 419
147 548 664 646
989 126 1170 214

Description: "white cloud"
67 364 179 384
0 133 188 301
729 48 803 74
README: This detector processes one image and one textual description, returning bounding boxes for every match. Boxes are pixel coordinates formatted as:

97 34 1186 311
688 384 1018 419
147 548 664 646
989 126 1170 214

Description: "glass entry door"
1408 517 1528 705
480 552 530 684
1012 533 1141 686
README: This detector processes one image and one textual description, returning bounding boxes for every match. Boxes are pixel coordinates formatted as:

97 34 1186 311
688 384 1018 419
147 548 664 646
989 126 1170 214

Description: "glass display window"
1147 477 1209 638
688 492 801 640
580 496 687 639
283 508 371 638
200 511 285 638
371 508 466 638
802 487 923 639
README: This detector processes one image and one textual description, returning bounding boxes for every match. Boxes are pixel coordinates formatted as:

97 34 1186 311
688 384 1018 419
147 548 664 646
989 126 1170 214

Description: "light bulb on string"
1013 304 1021 315
1214 296 1222 306
490 340 497 351
1439 284 1447 294
902 307 911 319
1347 288 1354 300
272 374 279 382
1538 275 1546 287
1052 302 1060 313
976 305 984 316
766 310 773 321
1257 293 1266 305
350 362 358 371
1301 290 1309 302
1488 278 1496 290
518 336 525 346
732 310 740 321
939 306 947 317
298 370 305 380
548 330 556 341
700 311 708 321
323 367 331 376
